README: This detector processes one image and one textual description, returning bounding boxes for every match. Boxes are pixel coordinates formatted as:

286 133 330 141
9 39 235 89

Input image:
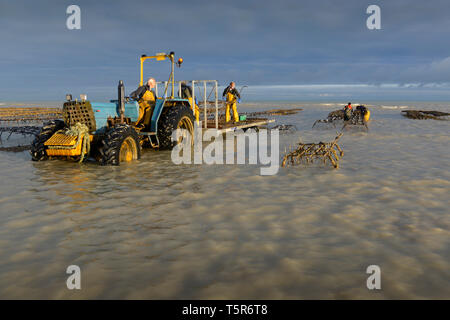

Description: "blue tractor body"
90 97 190 134
91 100 139 133
31 52 197 165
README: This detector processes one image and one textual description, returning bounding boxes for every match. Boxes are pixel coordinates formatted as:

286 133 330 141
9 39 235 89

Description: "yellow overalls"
136 90 156 126
226 92 239 123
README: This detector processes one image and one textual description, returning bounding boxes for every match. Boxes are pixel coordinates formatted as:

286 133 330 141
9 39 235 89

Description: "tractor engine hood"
91 100 139 131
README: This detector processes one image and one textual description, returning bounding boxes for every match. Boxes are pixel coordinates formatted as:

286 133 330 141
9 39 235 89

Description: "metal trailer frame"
156 80 219 130
156 80 275 134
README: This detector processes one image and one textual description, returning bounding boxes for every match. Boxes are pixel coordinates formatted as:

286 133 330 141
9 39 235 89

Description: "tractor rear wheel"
99 124 141 165
30 120 65 161
157 104 195 150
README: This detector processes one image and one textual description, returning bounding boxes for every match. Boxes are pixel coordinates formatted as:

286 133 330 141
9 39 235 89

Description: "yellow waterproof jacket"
139 90 156 109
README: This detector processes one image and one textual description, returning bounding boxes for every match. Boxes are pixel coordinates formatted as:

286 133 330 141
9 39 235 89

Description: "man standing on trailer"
222 81 241 123
130 77 157 128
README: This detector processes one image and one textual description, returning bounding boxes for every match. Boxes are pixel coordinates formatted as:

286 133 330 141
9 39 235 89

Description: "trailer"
155 80 274 134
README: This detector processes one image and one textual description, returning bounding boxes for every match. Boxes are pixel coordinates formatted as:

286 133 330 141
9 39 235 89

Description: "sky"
1 0 450 101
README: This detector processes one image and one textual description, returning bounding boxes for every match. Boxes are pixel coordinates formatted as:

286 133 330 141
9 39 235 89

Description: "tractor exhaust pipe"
118 80 125 124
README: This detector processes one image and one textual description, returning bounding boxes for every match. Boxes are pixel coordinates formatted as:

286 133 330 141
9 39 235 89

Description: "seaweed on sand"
313 109 368 131
401 110 450 120
282 133 344 169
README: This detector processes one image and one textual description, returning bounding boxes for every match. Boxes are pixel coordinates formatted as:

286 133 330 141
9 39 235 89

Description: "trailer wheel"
158 104 194 149
99 124 141 165
30 120 65 161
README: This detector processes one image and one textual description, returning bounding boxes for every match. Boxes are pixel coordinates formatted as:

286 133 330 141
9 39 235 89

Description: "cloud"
429 57 450 73
1 0 450 100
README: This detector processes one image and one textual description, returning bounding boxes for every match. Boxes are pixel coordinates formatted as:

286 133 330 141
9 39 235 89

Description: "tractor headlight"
66 94 72 101
80 94 87 102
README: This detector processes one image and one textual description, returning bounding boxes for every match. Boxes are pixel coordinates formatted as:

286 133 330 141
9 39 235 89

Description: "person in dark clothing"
130 78 157 126
179 81 199 122
343 102 353 121
222 82 241 123
180 82 193 99
356 105 371 122
222 82 241 101
130 78 157 101
356 105 367 114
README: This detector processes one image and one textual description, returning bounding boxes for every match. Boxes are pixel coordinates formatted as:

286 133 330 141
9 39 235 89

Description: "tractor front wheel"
157 104 195 150
99 124 141 165
30 120 65 161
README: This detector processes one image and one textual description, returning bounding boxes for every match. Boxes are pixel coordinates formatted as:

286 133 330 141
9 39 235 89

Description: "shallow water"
0 101 449 299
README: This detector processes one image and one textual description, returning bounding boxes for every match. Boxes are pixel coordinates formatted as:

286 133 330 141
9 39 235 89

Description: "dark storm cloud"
1 0 450 100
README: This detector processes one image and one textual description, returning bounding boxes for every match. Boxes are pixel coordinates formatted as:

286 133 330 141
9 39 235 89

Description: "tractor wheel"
30 120 65 161
157 104 195 150
99 124 141 165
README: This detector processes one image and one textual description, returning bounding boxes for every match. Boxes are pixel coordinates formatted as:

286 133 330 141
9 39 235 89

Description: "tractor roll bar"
140 52 176 98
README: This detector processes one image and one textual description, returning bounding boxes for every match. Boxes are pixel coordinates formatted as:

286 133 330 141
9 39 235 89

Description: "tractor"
30 52 195 165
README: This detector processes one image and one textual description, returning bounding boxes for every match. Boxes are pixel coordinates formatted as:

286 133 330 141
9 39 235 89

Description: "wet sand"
0 101 449 299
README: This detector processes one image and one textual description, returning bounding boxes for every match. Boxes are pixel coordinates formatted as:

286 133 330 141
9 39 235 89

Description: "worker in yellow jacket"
130 77 157 127
356 105 371 122
222 82 241 123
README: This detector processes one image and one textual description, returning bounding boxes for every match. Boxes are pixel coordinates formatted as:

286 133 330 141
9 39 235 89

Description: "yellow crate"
45 133 78 147
45 133 92 157
46 143 82 157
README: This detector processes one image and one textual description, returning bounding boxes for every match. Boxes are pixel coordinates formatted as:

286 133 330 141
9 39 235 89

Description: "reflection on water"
0 102 449 299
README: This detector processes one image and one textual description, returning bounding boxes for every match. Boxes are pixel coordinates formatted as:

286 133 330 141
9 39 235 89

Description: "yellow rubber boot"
232 102 239 122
